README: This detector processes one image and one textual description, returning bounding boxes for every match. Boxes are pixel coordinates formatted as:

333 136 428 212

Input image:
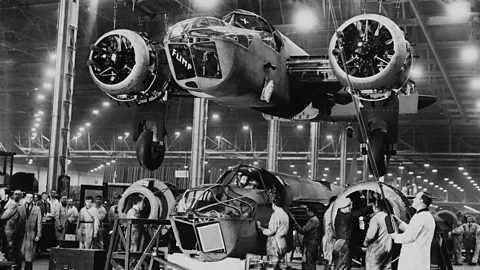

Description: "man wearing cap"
256 194 289 270
390 191 435 270
332 197 372 270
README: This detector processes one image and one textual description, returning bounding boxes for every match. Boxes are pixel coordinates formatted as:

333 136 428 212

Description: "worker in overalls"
463 215 480 265
76 196 100 249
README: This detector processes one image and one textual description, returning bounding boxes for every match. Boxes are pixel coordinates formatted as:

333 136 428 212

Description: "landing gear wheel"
368 129 389 177
136 129 165 171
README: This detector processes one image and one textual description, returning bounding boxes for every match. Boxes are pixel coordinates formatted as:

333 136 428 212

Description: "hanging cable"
378 0 383 14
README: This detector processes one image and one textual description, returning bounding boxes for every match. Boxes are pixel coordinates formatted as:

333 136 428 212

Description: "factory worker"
390 191 435 270
363 200 392 270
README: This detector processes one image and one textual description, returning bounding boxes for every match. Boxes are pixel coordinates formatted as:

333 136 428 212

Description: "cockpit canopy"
222 9 283 52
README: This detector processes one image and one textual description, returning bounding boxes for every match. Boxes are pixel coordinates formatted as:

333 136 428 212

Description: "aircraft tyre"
136 129 165 171
368 129 388 177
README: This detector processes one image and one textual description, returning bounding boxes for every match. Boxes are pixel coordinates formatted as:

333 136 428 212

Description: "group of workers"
255 190 440 270
0 187 125 270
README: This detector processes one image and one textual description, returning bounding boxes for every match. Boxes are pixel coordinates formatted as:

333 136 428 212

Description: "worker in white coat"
390 191 435 270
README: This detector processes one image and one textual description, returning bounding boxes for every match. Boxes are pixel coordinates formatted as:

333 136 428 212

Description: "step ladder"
105 218 188 270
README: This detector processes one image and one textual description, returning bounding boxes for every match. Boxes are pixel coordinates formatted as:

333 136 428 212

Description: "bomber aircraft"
88 9 435 177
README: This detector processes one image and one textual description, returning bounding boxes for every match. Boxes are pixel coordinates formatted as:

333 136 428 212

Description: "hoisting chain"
362 0 368 14
113 0 118 30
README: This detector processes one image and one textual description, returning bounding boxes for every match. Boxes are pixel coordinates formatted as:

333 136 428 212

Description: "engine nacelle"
329 14 413 101
88 29 163 103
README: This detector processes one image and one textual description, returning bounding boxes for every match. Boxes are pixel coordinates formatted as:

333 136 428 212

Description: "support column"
340 128 347 187
190 98 208 188
266 119 279 171
309 122 320 180
47 0 79 192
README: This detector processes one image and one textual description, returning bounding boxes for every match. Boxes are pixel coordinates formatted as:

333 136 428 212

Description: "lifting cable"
113 0 118 30
327 0 398 231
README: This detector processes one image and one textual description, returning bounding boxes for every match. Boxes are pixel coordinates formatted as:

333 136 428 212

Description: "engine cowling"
329 14 413 101
88 29 163 103
117 178 176 219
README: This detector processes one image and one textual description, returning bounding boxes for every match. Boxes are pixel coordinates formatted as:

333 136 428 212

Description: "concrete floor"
31 255 480 270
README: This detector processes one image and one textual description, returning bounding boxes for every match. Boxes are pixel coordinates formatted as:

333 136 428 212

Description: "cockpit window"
232 14 261 30
169 21 189 39
191 18 210 29
218 169 265 190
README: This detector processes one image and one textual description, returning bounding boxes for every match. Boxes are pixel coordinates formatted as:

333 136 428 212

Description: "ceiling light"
470 180 475 183
453 184 458 187
443 190 447 193
461 45 478 63
369 175 373 178
253 161 258 165
336 177 340 180
215 135 221 140
34 123 39 127
434 185 439 188
100 164 104 167
37 94 45 100
399 166 404 170
290 165 295 168
444 177 449 181
388 173 393 176
43 82 52 89
423 179 428 182
323 174 327 177
175 132 180 136
424 163 430 168
474 183 478 186
76 132 81 136
49 53 56 61
447 1 470 21
463 172 468 175
416 175 421 179
467 176 472 179
31 128 36 131
35 118 41 122
429 182 434 186
242 125 249 130
326 135 333 140
186 126 192 130
124 132 129 136
38 111 44 115
397 177 401 180
90 170 94 172
409 171 413 175
357 170 362 174
212 114 219 119
118 136 122 140
324 167 329 171
432 169 437 173
293 171 297 174
111 160 116 163
294 7 317 30
106 162 111 165
297 124 303 130
459 166 464 171
439 187 443 190
102 101 110 107
34 87 38 91
79 127 85 131
85 123 91 127
410 65 423 78
92 109 99 115
449 181 454 184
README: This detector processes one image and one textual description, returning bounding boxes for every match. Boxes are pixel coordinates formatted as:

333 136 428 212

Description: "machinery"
88 9 436 177
168 164 343 261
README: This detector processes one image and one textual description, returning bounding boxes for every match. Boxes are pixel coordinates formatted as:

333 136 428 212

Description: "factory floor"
31 256 479 270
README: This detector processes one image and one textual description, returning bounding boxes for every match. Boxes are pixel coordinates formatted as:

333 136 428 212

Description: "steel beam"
266 119 280 171
189 98 208 188
340 128 347 187
309 122 320 179
47 0 79 192
408 0 468 122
